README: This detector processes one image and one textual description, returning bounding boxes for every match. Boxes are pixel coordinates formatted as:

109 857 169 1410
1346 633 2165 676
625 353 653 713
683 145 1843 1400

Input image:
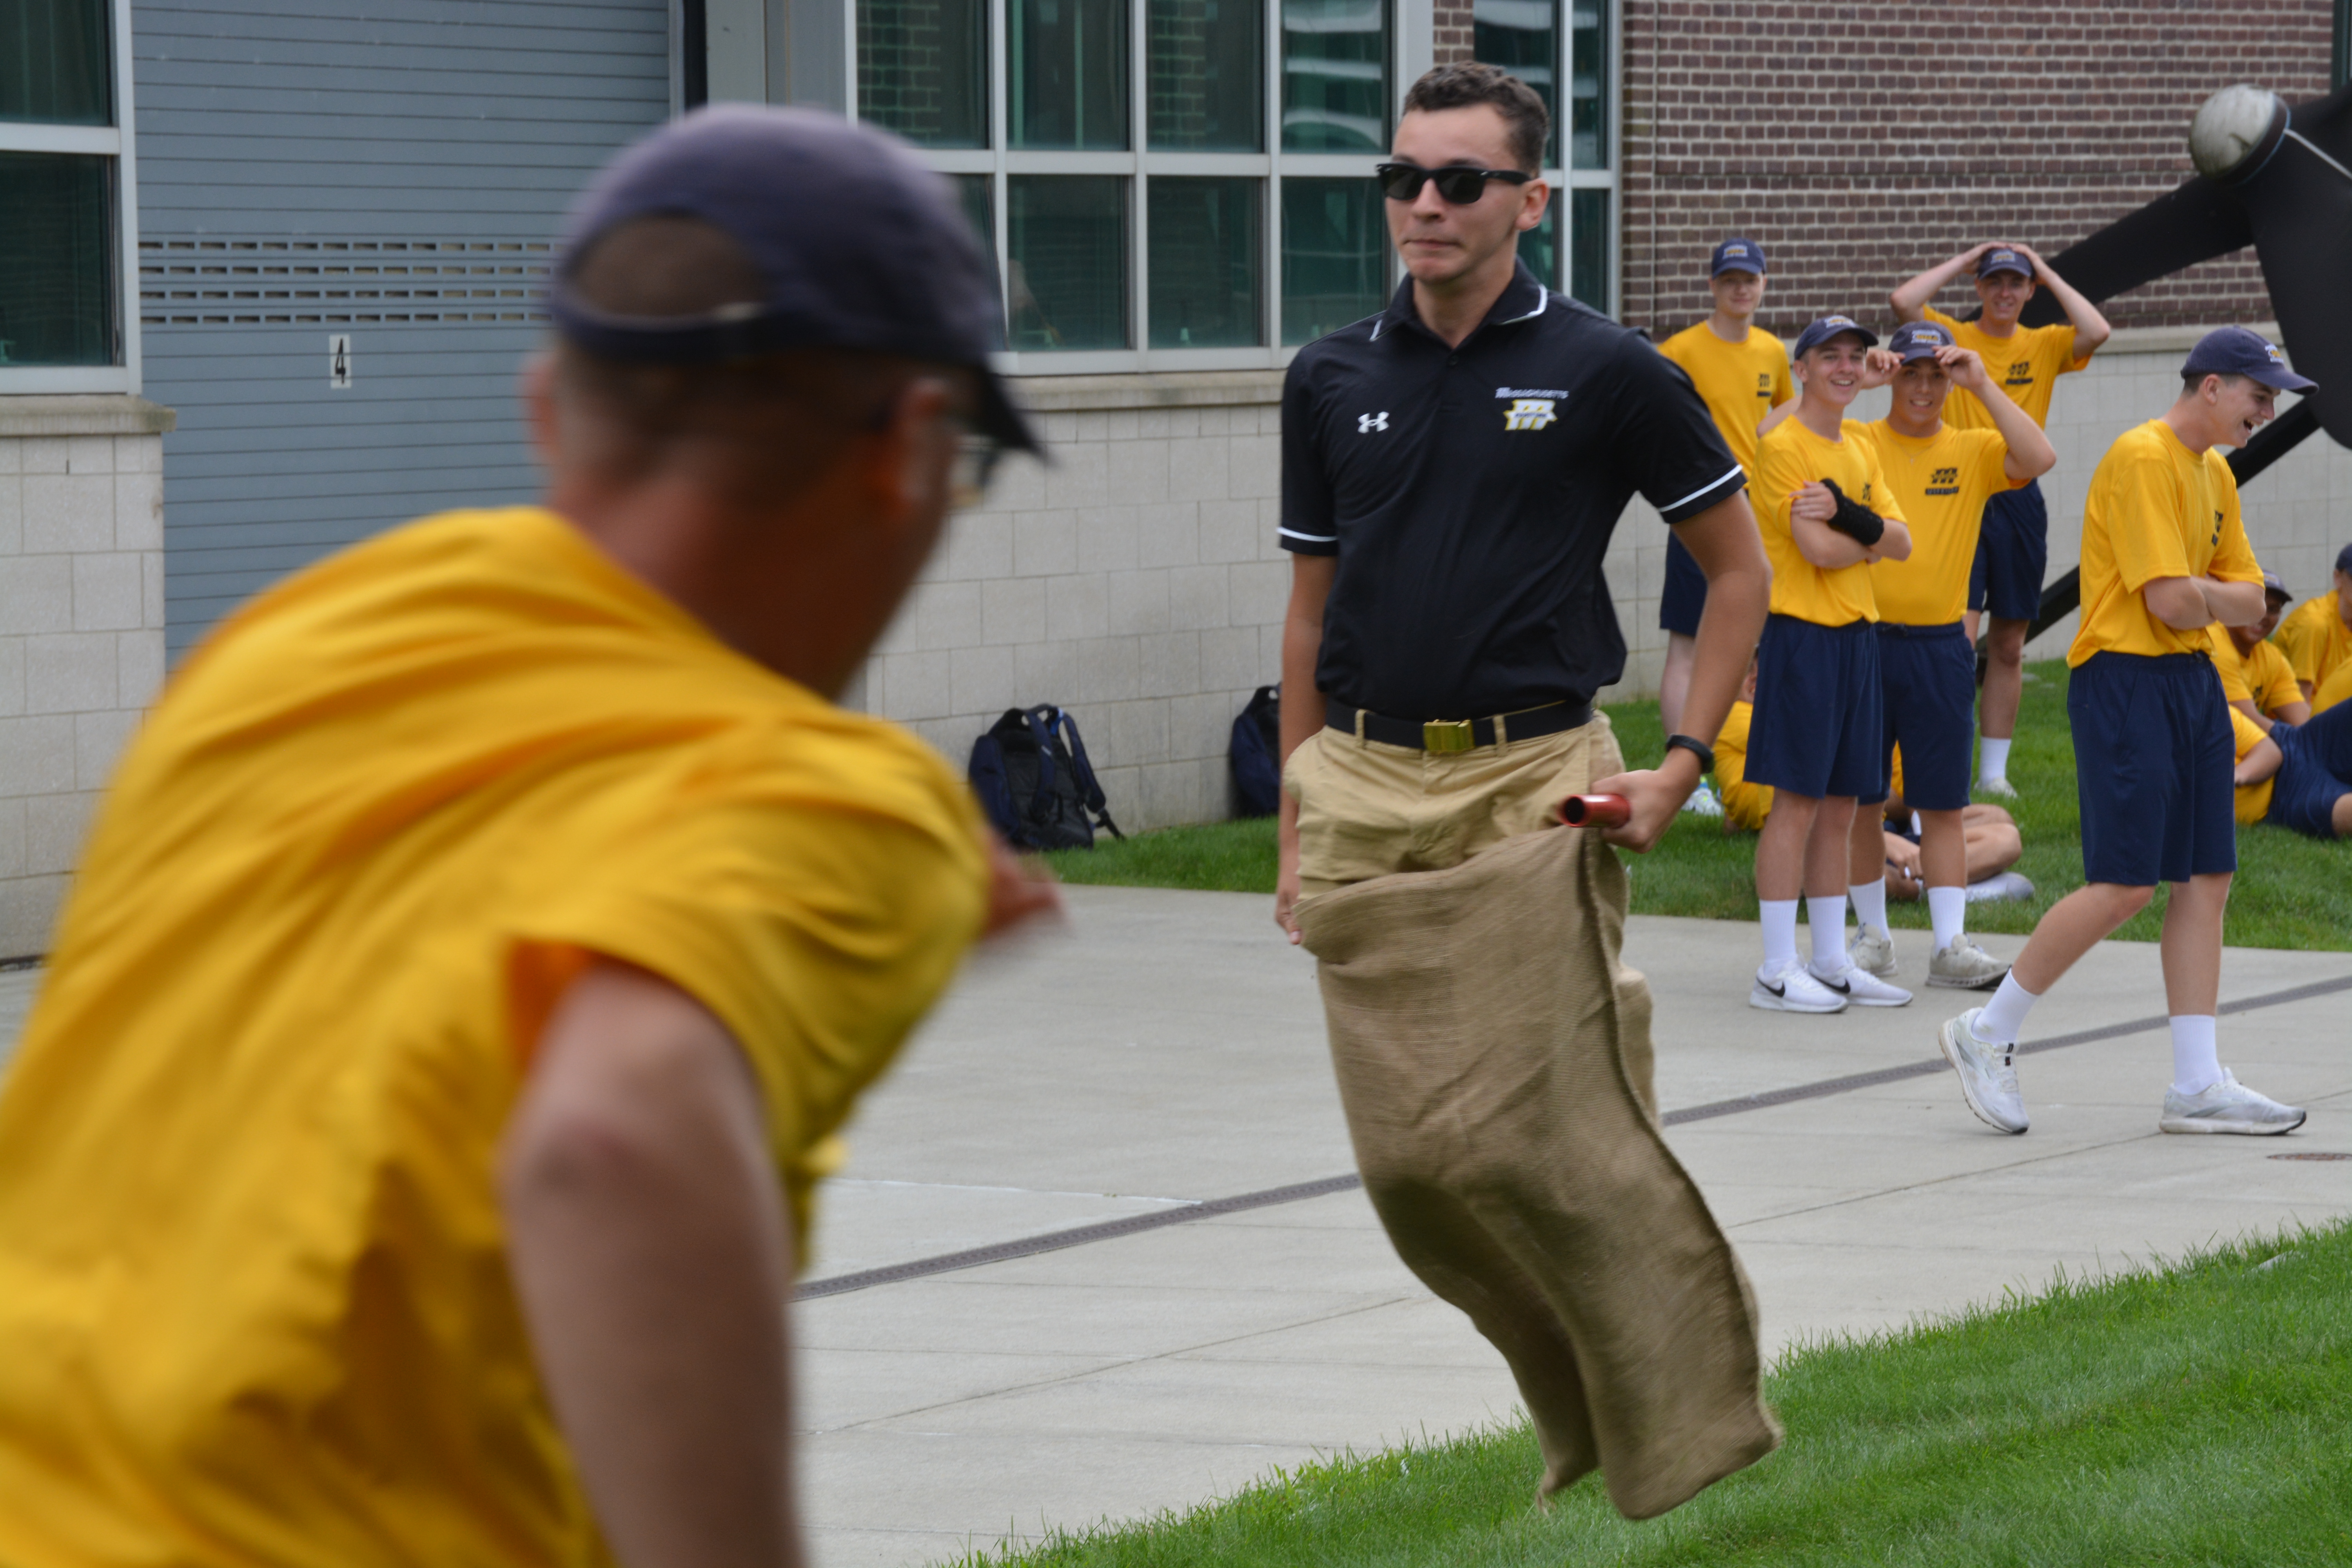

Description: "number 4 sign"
329 334 354 390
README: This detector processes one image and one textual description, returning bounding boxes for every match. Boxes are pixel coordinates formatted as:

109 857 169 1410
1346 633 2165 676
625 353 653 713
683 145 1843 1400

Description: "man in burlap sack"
1274 64 1779 1517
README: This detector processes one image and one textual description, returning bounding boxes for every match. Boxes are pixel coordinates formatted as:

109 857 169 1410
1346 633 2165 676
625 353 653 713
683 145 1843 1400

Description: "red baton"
1555 793 1631 828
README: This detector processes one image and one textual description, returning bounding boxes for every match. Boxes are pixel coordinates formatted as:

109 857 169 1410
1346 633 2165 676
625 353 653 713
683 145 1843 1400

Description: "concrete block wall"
0 398 174 957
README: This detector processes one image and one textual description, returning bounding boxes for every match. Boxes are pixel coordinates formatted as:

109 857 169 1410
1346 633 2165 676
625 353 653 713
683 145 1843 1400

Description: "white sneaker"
1928 933 2010 990
1976 775 2019 800
1965 870 2037 903
1681 780 1724 817
1940 1009 2028 1133
2158 1070 2307 1135
1751 958 1849 1013
1849 923 1898 978
1809 958 1911 1007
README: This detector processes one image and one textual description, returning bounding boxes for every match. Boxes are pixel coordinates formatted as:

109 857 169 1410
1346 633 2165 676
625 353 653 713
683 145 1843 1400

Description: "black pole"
2227 396 2323 486
681 0 709 110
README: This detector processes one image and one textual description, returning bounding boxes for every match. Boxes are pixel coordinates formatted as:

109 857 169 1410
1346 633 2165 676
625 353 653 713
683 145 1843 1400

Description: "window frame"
1519 0 1614 315
0 0 143 394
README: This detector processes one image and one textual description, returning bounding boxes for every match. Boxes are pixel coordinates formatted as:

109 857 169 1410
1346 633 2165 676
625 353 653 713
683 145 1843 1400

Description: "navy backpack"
1230 684 1281 817
969 704 1123 851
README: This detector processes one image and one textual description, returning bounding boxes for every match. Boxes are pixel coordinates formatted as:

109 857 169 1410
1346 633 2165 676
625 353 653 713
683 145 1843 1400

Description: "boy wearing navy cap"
2270 541 2352 699
1745 316 1914 1013
1891 242 2112 797
1939 327 2310 1139
1658 238 1794 801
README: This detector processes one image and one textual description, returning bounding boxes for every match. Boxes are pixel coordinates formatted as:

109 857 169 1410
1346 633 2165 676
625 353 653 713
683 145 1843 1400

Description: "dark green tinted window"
1568 0 1607 168
0 152 113 365
1009 176 1128 349
1280 0 1387 152
1521 196 1557 291
857 0 988 148
1149 178 1260 348
1011 0 1129 149
1147 0 1263 151
954 173 1004 342
1472 0 1557 168
0 0 111 124
1569 186 1608 310
1280 177 1385 345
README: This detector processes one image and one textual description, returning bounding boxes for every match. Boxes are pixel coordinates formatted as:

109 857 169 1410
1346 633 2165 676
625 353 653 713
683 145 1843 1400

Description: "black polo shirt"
1281 261 1744 719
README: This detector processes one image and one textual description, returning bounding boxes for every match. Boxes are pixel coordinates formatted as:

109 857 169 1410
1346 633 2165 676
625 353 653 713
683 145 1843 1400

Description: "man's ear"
521 354 562 470
864 376 955 542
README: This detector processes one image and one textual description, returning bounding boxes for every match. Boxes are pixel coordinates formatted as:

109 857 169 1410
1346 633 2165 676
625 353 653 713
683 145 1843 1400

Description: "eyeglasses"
1374 162 1534 205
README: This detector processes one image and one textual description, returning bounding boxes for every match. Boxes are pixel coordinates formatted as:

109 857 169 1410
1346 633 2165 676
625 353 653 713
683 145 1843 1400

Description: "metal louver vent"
140 237 554 326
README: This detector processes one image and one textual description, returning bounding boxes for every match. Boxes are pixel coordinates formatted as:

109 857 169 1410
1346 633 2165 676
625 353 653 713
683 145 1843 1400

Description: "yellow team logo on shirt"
1503 398 1558 432
1928 465 1960 497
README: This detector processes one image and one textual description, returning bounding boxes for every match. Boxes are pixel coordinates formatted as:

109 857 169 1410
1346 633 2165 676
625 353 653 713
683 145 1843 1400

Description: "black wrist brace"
1819 477 1887 547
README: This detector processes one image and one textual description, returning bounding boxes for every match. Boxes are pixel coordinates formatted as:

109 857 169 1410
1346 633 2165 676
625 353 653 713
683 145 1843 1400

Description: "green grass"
1044 660 2352 952
951 1222 2352 1568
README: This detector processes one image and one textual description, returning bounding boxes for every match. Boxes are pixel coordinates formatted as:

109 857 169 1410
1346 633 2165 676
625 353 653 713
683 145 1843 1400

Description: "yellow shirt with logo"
2271 593 2352 691
2067 419 2264 666
2312 657 2352 716
1921 305 2085 432
1657 322 1793 478
2229 705 2276 823
1714 699 1772 831
2215 633 2303 714
1852 420 2016 626
0 507 990 1568
1755 415 1902 626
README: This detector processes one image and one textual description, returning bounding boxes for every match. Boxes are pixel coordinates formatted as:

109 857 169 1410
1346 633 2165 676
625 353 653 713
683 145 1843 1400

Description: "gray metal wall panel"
135 0 670 654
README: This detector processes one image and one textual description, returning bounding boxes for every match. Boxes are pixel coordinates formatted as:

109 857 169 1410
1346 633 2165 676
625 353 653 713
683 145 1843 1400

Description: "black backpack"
1230 684 1282 817
968 704 1123 851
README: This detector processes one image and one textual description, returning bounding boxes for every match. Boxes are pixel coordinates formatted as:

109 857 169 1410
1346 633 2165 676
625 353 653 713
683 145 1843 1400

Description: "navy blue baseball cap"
2181 326 2318 394
1792 315 1879 357
1887 319 1953 363
1976 247 2032 279
548 104 1038 454
1709 237 1767 277
2334 543 2352 575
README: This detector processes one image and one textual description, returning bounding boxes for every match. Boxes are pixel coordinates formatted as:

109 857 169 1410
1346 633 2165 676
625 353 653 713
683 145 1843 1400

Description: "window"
0 0 140 390
1473 0 1613 313
855 0 1398 370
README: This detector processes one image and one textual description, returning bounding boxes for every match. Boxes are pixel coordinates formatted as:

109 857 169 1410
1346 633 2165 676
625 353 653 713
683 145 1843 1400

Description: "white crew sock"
1760 899 1799 969
2169 1015 2223 1096
1927 885 1967 951
1808 895 1848 971
1849 879 1889 936
1976 972 2040 1045
1979 735 2013 783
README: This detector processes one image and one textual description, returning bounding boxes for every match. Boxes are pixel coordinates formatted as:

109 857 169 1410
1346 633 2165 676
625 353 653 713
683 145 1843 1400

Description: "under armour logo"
1502 398 1557 432
1358 411 1388 433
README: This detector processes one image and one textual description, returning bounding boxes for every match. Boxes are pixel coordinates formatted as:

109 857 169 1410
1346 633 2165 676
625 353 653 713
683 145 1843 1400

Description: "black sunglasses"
1375 162 1535 205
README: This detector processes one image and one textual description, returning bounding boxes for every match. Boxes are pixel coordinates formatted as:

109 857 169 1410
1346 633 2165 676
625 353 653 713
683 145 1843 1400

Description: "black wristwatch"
1664 733 1716 775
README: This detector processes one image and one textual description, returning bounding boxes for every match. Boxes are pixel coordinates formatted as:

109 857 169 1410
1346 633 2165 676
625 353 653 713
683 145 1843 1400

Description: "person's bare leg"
1847 803 1883 890
1659 632 1698 739
2334 793 2352 836
1755 792 1820 902
1916 808 1966 888
2158 873 2230 1018
2009 882 2155 995
1962 819 2023 881
1979 617 2028 755
1805 797 1857 897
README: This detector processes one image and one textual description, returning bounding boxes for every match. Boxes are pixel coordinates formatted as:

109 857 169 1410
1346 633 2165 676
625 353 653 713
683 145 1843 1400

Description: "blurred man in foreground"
0 107 1050 1568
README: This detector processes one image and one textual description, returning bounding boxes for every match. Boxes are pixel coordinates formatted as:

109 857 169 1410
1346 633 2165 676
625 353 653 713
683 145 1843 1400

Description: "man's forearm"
2042 271 2111 353
1673 495 1772 753
2201 577 2266 628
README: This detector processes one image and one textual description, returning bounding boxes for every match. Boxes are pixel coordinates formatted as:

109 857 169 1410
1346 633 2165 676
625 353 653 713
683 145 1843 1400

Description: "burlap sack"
1297 822 1780 1518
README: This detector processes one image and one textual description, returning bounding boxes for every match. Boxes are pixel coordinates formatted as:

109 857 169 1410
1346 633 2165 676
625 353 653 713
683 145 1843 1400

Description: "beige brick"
1165 438 1231 503
113 433 163 475
1093 697 1171 767
1196 499 1260 564
0 797 23 878
65 436 113 476
1199 626 1265 692
1013 511 1078 577
873 650 955 722
0 474 20 555
22 474 114 555
1072 635 1140 705
887 579 983 653
0 439 20 476
951 644 1019 715
942 513 1014 579
113 468 164 552
1134 503 1200 569
1228 432 1278 500
0 640 23 717
1106 570 1171 635
0 715 77 795
1105 439 1170 505
1167 565 1229 632
24 789 97 875
1228 559 1289 627
143 552 165 630
1074 505 1141 573
0 557 73 636
25 633 116 714
1040 444 1109 512
0 873 65 957
1046 573 1109 641
982 577 1047 645
1138 631 1201 699
73 554 144 632
18 438 69 475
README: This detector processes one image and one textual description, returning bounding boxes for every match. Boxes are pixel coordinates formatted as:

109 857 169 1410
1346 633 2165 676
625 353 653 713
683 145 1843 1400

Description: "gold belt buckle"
1423 718 1476 754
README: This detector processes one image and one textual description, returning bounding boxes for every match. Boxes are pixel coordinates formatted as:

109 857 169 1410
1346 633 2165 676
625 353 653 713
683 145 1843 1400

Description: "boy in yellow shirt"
1891 242 2112 796
2217 570 2309 731
1938 327 2309 1141
1746 316 1914 1013
2232 687 2352 836
1844 320 2055 989
0 109 1057 1568
1657 237 1794 765
2270 543 2352 697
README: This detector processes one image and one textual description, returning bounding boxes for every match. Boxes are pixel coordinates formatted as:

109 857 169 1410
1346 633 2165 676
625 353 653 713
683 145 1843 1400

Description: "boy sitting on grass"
1745 316 1914 1014
2270 543 2352 701
2219 571 2310 732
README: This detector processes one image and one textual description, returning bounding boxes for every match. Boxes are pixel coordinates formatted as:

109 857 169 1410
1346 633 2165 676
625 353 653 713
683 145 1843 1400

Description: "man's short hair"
2180 370 2250 393
1401 63 1549 174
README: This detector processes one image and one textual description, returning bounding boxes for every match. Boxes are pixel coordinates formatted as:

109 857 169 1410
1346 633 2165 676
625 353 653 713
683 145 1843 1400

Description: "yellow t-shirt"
1657 322 1793 478
0 508 989 1568
1714 698 1772 831
2067 420 2264 666
2271 593 2352 690
2229 705 2275 823
1852 420 2017 626
1754 415 1903 626
2215 633 2303 714
1920 305 2085 432
2312 657 2352 716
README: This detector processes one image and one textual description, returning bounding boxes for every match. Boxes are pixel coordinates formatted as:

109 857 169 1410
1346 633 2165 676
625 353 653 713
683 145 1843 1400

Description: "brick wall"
1616 0 2337 342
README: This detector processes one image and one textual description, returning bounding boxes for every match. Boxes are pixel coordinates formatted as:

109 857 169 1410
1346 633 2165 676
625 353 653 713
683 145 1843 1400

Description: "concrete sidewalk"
800 888 2350 1568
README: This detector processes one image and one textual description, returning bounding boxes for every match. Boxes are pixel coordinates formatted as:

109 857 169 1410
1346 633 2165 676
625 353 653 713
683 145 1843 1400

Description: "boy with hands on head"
1745 316 1913 1014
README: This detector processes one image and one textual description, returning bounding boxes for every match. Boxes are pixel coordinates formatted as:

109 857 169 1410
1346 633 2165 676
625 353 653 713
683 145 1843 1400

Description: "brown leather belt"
1325 697 1592 753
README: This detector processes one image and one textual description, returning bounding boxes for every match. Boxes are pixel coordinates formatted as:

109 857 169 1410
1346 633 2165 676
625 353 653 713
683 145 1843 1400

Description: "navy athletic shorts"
1659 529 1708 637
2267 699 2352 838
1878 621 1975 811
1749 613 1886 800
2069 651 2236 885
1968 477 2049 622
